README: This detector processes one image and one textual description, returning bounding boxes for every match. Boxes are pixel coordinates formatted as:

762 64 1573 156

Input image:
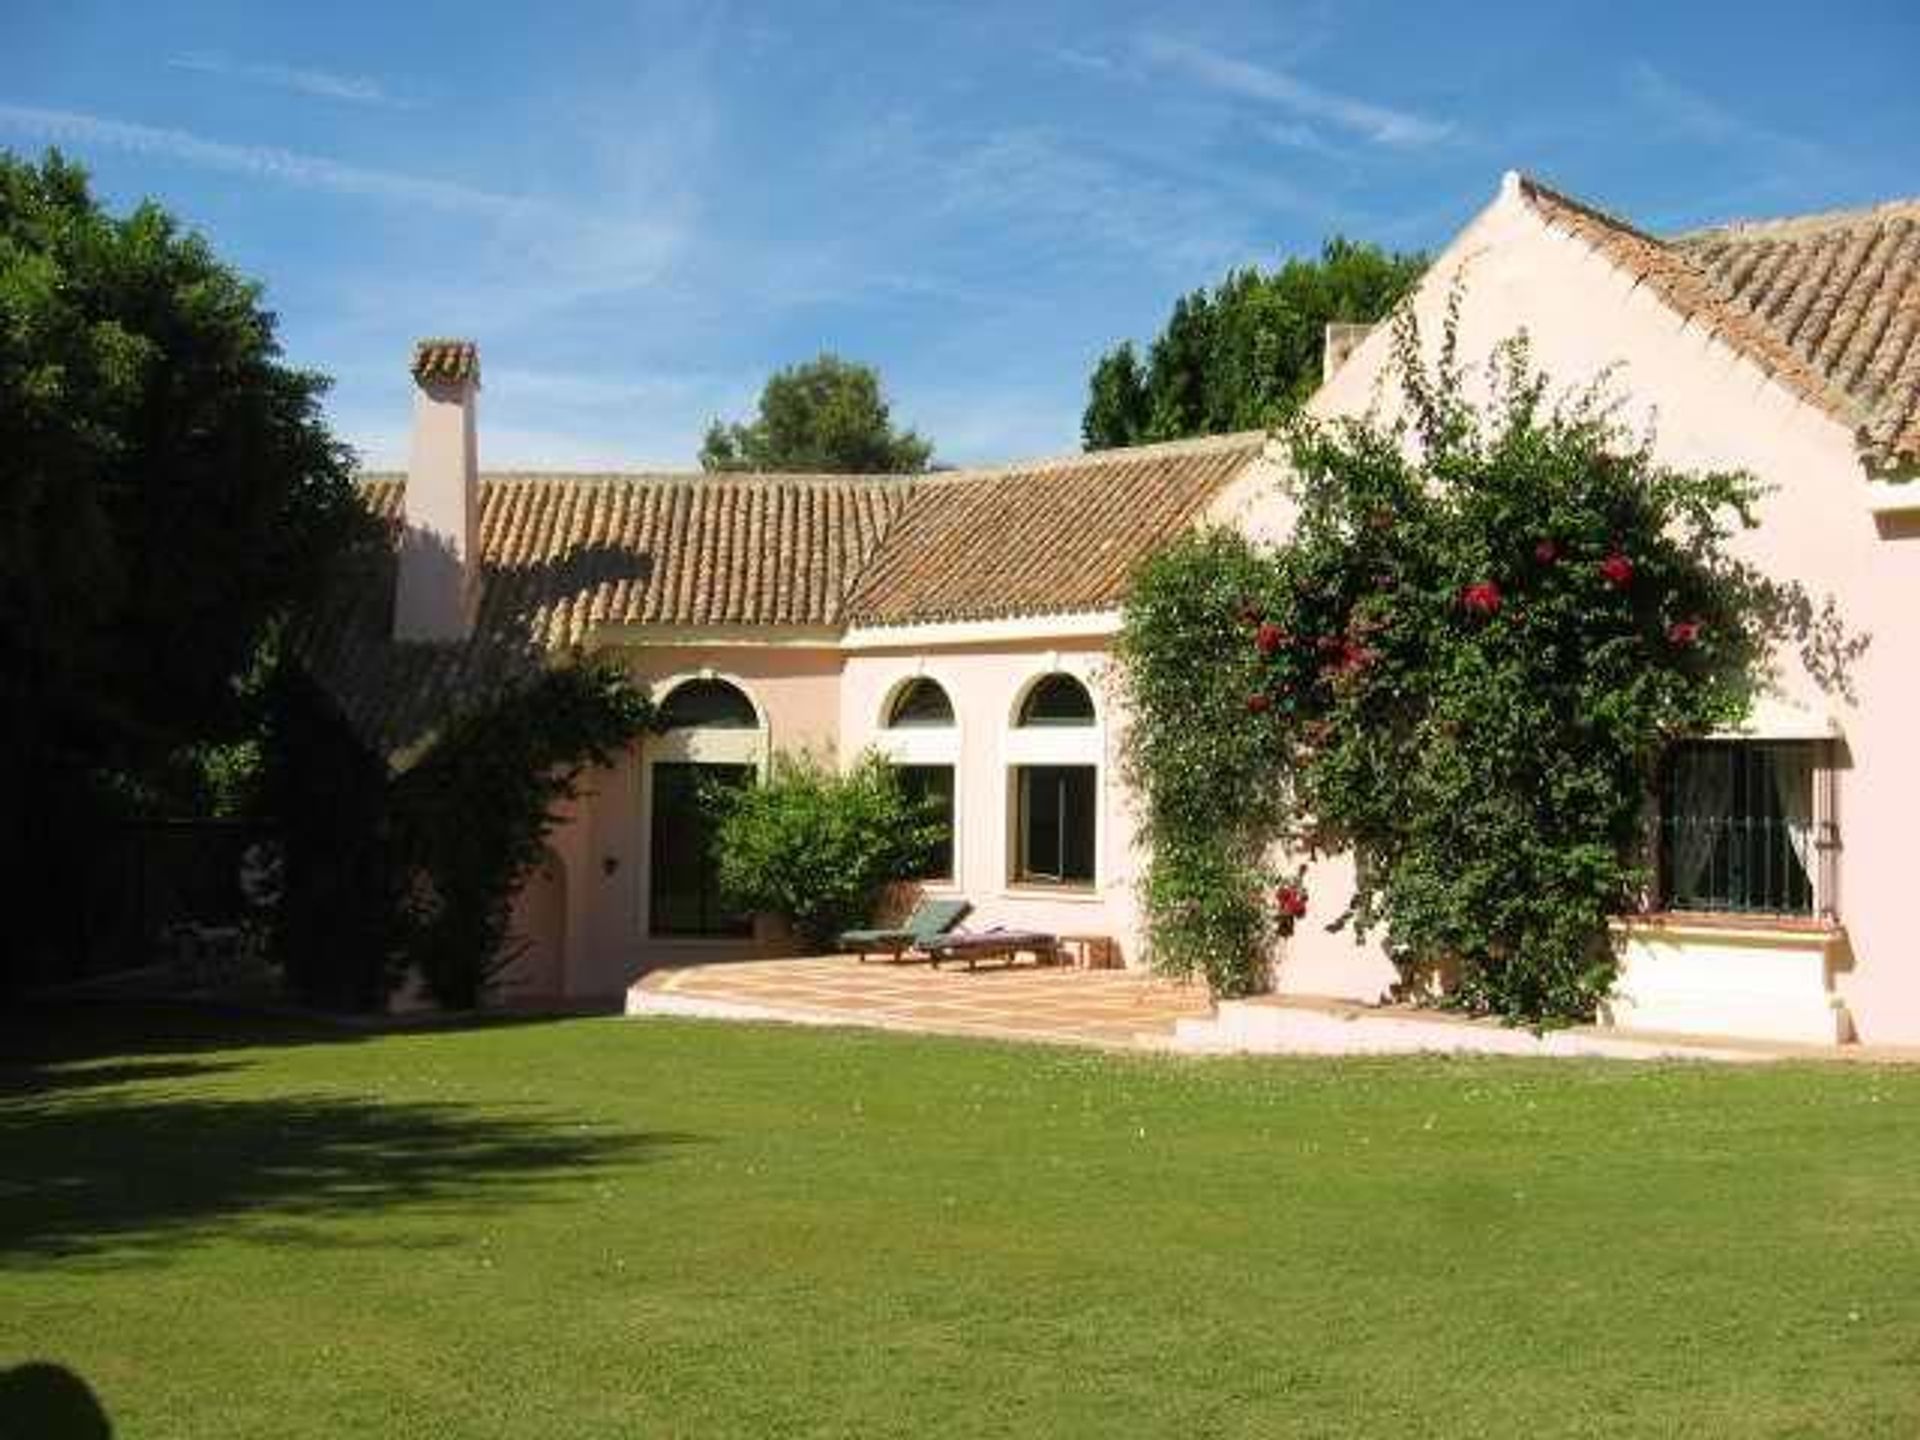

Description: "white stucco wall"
1246 175 1920 1043
838 634 1144 959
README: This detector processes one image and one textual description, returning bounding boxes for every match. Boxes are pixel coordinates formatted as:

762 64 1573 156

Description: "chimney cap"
411 338 480 385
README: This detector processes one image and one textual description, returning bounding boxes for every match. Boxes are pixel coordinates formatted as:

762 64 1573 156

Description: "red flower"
1327 639 1378 678
1246 692 1273 714
1255 622 1289 655
1533 538 1559 566
1599 551 1635 589
1667 617 1704 647
1460 580 1503 619
1275 884 1309 920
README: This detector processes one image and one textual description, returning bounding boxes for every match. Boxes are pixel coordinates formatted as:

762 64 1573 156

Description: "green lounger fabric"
837 898 970 951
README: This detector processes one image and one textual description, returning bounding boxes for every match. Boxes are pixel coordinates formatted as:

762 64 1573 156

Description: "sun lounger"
837 897 971 963
921 928 1061 971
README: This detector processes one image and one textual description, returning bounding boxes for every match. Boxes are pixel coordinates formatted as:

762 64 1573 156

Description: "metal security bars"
1658 742 1819 917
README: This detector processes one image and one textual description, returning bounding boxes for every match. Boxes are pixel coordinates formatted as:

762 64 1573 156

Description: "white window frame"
1002 664 1104 897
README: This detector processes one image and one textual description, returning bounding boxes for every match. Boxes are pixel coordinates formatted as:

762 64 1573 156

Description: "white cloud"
0 103 689 303
1260 121 1340 157
167 52 414 108
1047 45 1124 78
1137 34 1453 148
1623 62 1825 164
0 103 530 215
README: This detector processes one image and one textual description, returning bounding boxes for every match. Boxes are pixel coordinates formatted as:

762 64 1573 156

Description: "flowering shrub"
1119 307 1856 1021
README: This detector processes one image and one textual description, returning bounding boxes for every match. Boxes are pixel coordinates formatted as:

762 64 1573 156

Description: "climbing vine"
1119 306 1850 1021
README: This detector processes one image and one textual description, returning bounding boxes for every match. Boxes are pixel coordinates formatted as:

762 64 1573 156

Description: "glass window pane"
659 679 758 730
1660 742 1814 916
895 764 955 879
887 679 955 728
650 762 754 936
1014 765 1095 886
1018 674 1095 727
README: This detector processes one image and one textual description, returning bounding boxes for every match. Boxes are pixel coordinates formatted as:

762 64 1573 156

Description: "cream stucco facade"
453 172 1920 1046
508 622 1148 1001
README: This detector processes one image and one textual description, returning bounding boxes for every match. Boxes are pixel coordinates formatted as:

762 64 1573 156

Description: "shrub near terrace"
1119 309 1848 1022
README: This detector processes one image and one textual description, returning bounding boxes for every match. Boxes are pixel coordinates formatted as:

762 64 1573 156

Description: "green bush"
1118 304 1857 1021
711 752 945 950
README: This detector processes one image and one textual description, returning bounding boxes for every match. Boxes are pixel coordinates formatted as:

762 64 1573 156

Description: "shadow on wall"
0 1362 112 1439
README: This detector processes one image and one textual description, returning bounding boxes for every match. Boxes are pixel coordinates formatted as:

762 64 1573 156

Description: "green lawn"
3 1005 1917 1438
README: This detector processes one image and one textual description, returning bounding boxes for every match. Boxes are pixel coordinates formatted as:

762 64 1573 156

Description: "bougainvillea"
1119 304 1856 1021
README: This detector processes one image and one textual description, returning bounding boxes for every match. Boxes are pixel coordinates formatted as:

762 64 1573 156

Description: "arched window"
1010 672 1098 888
1017 673 1095 727
650 676 760 938
659 678 758 730
886 677 955 728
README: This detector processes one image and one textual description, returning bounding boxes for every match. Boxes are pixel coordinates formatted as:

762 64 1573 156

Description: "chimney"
1322 321 1374 384
395 338 480 641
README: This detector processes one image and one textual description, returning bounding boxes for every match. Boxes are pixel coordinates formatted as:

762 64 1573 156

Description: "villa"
315 170 1920 1048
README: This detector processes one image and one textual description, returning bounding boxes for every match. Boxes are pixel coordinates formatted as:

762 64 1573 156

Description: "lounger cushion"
836 897 971 951
837 927 915 948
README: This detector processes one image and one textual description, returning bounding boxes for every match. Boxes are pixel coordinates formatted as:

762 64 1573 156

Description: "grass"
2 1004 1918 1438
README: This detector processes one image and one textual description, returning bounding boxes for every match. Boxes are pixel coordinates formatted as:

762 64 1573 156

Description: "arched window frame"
1003 666 1104 892
875 669 962 889
659 676 761 731
641 671 770 940
1015 672 1097 728
885 676 957 729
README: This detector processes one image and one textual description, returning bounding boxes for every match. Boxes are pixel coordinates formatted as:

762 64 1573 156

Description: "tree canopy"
1 149 363 985
700 353 933 473
1081 237 1426 450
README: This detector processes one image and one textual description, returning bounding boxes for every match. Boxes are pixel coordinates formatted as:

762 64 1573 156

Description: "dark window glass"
659 679 758 730
895 764 955 879
649 762 754 936
1017 674 1095 727
1014 765 1095 886
1659 742 1816 916
886 678 955 728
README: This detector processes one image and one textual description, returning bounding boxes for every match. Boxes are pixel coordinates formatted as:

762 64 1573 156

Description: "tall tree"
701 353 933 473
1 150 363 987
1082 237 1426 449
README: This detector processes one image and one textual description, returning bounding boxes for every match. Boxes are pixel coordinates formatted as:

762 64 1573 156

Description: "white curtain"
1671 748 1734 898
1769 744 1816 885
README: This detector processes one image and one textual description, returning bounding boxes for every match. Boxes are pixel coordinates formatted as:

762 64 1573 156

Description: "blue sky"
5 1 1916 469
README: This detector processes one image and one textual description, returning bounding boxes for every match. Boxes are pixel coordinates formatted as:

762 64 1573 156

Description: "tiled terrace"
627 953 1215 1050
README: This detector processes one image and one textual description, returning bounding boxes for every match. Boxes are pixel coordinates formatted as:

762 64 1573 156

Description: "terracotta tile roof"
1673 200 1920 473
847 431 1270 626
1515 176 1920 474
305 473 914 758
306 435 1267 753
411 338 480 384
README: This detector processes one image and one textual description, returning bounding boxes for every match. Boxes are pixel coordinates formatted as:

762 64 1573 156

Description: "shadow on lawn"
1 999 581 1070
0 1087 693 1264
0 1362 113 1439
0 1004 695 1265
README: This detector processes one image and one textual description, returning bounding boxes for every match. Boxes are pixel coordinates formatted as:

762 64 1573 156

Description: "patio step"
1171 997 1778 1061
